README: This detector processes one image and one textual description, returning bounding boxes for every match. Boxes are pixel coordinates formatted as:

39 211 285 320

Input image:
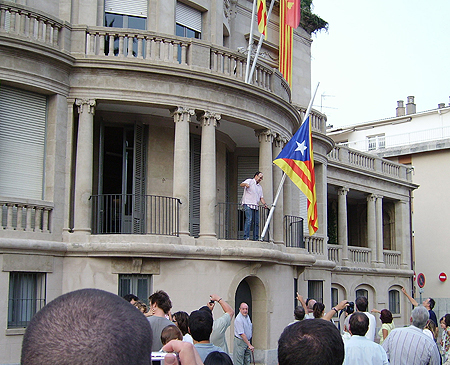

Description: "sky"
310 0 450 128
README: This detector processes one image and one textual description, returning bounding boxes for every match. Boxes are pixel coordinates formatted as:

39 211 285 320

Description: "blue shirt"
194 343 224 362
344 335 389 365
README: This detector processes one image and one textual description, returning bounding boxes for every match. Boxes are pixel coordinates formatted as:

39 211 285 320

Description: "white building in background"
0 0 417 363
328 96 450 319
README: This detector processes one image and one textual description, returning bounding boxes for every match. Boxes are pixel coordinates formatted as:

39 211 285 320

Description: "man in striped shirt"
382 306 440 365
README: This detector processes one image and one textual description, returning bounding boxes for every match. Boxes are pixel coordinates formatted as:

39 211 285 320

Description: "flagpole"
260 82 320 241
245 0 258 83
248 0 275 82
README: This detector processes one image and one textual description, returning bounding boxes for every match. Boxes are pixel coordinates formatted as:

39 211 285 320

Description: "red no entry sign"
440 272 447 282
417 273 425 288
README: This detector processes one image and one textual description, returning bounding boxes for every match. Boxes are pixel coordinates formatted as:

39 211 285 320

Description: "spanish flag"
273 116 318 235
279 0 294 86
257 0 267 39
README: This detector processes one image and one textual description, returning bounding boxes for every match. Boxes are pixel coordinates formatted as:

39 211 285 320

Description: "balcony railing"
216 202 270 241
91 194 180 236
327 245 401 268
0 197 53 233
284 215 304 248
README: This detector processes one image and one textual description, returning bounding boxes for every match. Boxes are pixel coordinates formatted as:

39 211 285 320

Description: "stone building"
329 96 450 320
0 0 416 363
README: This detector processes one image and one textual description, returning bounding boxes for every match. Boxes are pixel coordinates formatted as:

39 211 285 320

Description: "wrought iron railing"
284 215 304 248
216 202 270 241
90 194 180 236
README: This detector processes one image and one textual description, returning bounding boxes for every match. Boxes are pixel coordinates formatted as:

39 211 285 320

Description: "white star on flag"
295 140 307 155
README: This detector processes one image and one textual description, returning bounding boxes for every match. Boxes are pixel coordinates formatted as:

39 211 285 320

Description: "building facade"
329 96 450 320
0 1 416 363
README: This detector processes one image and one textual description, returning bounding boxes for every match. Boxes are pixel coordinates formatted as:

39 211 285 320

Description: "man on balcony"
240 172 268 241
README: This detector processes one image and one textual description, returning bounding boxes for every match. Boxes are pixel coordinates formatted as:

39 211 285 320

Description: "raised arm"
323 300 349 322
296 292 308 313
401 287 419 307
210 294 234 319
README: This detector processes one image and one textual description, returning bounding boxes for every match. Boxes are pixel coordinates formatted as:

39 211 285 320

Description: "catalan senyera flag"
285 0 301 28
273 116 318 235
279 0 293 86
257 0 267 39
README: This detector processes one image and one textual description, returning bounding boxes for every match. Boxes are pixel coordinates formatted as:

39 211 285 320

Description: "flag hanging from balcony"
285 0 301 28
273 116 318 235
257 0 267 39
279 0 294 86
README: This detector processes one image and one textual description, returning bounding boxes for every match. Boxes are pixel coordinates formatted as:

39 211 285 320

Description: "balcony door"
97 122 145 233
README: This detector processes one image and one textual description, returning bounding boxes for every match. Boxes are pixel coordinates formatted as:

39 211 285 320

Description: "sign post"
417 273 425 303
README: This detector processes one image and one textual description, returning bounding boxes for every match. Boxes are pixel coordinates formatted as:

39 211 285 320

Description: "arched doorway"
235 279 252 319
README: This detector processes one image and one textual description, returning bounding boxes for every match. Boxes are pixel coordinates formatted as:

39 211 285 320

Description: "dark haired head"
149 290 172 314
172 311 190 336
380 309 393 324
278 320 344 365
199 306 212 314
313 302 325 319
355 296 368 312
294 306 305 321
123 294 139 302
349 312 369 336
444 314 450 328
253 171 262 178
204 351 233 365
21 289 152 365
428 298 435 310
189 310 213 342
161 325 183 346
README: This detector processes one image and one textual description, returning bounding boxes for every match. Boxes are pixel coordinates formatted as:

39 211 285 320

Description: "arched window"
356 288 368 299
389 289 400 314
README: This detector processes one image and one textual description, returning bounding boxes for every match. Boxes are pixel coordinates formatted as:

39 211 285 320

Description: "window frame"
118 274 152 306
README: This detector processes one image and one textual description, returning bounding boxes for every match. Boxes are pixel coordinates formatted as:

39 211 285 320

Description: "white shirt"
343 335 389 365
241 178 263 208
382 325 441 365
234 312 252 340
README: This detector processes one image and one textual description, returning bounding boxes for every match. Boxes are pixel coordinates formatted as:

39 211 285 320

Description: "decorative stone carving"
75 99 96 114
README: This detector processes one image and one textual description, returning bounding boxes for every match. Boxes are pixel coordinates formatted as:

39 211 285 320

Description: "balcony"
327 244 401 268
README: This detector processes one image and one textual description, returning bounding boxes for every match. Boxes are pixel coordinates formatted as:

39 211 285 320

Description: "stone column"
272 135 285 245
73 99 96 235
338 187 349 265
367 194 377 264
256 129 274 241
172 107 194 236
198 111 220 239
315 162 327 236
395 200 411 269
376 195 384 264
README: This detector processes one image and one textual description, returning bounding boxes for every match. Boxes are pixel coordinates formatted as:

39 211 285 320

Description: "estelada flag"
257 0 267 39
285 0 301 28
273 116 318 235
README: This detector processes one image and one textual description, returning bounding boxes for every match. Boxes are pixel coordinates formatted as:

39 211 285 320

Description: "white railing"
341 125 450 152
348 246 371 265
383 250 401 267
327 244 341 263
305 235 324 255
0 197 53 233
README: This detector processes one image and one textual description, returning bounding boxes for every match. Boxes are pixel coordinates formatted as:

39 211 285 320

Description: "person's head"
149 290 172 314
440 316 446 329
380 309 393 324
349 312 369 336
294 306 305 321
444 314 450 328
239 302 249 317
306 298 316 313
204 351 233 365
172 311 190 336
411 305 429 329
278 320 344 365
123 294 139 304
189 310 213 342
424 319 438 339
355 296 368 312
161 325 183 346
133 300 148 314
313 302 325 319
423 297 435 310
253 171 263 184
21 289 152 365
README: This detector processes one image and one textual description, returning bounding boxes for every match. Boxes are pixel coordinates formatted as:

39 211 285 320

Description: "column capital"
367 194 377 202
75 99 96 114
170 106 195 122
338 187 349 196
273 134 288 148
197 111 221 127
255 129 275 143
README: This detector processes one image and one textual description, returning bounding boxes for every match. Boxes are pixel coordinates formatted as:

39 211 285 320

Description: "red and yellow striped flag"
257 0 267 39
279 0 294 86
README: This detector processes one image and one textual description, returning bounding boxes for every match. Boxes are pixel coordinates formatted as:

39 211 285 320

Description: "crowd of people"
19 286 450 365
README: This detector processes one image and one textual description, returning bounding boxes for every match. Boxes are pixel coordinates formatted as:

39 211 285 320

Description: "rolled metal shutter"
105 0 148 18
176 1 202 33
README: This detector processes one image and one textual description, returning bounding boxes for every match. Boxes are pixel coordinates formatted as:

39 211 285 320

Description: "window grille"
8 272 46 328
